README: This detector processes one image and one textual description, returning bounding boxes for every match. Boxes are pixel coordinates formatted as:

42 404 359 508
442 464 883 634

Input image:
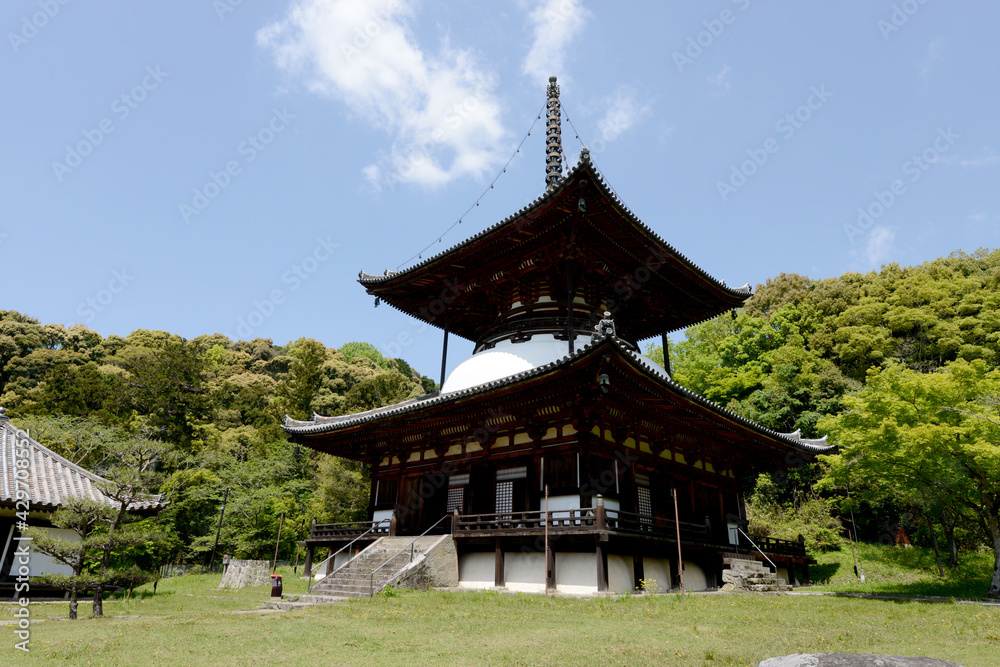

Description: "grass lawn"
3 562 999 666
808 541 997 599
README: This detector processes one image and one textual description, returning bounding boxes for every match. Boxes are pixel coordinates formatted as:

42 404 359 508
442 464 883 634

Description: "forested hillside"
652 248 1000 597
0 314 434 564
5 248 1000 595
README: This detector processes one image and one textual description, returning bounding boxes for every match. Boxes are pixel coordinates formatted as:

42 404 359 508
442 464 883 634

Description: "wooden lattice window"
447 487 465 514
636 475 653 529
495 481 513 514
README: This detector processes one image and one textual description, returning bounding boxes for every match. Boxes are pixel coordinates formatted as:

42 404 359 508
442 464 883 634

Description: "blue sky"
3 1 999 381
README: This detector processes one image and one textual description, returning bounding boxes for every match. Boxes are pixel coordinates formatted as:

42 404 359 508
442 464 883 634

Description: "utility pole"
672 488 685 598
208 487 230 571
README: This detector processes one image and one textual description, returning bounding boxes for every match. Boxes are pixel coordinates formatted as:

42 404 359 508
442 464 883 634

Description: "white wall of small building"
3 526 77 577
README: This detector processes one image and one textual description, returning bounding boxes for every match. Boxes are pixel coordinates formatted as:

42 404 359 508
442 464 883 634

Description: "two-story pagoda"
285 78 830 594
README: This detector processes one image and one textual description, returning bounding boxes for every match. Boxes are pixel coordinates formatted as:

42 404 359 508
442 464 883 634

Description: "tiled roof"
359 149 752 300
0 411 166 512
283 335 833 455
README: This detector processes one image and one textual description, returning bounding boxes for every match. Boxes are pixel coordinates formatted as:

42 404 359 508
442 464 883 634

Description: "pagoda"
284 78 830 594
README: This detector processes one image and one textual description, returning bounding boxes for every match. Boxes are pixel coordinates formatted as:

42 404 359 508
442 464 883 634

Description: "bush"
747 496 843 553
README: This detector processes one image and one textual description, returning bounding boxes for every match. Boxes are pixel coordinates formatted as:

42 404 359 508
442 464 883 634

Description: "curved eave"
0 420 168 512
283 336 831 456
358 152 751 337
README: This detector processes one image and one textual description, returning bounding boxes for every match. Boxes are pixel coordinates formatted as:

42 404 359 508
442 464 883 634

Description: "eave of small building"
283 335 831 462
0 416 167 513
358 151 751 342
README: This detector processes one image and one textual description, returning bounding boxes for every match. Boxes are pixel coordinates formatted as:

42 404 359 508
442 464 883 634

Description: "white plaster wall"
641 557 672 593
554 552 597 594
372 509 394 525
545 495 580 522
458 552 495 589
333 551 355 571
682 561 709 591
776 567 797 586
504 552 546 593
442 334 595 393
8 527 76 577
607 554 634 593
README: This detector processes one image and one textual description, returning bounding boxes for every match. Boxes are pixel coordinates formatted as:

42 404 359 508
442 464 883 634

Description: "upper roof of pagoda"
359 150 751 344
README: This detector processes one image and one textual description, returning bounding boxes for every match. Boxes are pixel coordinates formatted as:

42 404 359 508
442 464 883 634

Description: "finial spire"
545 76 563 192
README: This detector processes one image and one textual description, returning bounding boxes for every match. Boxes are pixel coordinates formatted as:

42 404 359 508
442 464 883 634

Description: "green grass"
3 563 999 666
808 542 996 599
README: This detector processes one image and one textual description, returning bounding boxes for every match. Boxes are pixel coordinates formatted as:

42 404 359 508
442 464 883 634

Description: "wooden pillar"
303 545 313 578
633 552 645 592
661 332 671 375
595 493 608 592
389 510 398 537
494 539 505 587
546 543 556 591
567 264 575 355
596 541 608 592
439 328 450 388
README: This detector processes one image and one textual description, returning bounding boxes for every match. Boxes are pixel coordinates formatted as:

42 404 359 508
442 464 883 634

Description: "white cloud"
934 147 1000 169
708 65 731 96
257 0 507 189
919 38 945 79
591 85 652 150
968 209 990 223
522 0 589 85
958 149 1000 168
864 226 897 268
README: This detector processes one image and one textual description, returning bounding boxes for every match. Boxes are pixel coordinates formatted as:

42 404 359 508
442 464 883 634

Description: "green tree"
90 436 170 617
24 498 112 620
819 359 1000 598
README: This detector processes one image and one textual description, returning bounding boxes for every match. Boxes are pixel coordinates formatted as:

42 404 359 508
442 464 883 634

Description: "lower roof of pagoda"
283 335 831 466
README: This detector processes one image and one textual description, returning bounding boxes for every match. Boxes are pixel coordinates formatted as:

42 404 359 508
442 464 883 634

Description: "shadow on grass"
809 560 840 584
108 589 167 601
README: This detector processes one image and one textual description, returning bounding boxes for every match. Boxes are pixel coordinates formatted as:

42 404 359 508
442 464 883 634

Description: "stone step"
296 594 350 604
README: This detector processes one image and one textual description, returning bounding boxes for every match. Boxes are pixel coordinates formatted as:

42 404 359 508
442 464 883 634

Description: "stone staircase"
721 553 787 593
300 536 443 602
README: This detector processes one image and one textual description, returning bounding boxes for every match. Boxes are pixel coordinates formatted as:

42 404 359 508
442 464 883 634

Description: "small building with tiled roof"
0 408 165 595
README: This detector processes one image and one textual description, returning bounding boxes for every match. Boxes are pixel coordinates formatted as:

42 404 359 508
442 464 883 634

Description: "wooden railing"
456 508 599 534
742 534 807 558
605 509 711 541
455 507 711 541
310 520 392 542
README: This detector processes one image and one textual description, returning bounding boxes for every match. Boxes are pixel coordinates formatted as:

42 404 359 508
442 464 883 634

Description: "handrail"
736 526 777 571
307 518 389 594
369 514 450 597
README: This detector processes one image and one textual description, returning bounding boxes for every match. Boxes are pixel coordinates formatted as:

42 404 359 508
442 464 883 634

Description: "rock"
218 559 270 589
758 654 964 667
